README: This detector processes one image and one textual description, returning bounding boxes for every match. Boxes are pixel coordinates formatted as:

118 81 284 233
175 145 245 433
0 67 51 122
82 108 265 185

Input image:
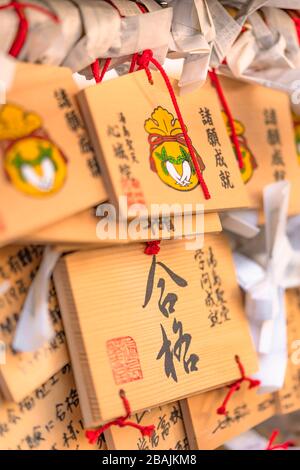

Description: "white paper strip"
13 246 61 352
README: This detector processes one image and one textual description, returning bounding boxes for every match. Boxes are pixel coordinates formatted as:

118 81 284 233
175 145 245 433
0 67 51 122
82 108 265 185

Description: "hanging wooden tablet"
181 385 276 450
0 245 68 402
77 70 249 219
0 59 106 246
275 288 300 415
105 401 189 450
218 76 300 217
23 208 222 245
53 234 257 428
0 364 106 450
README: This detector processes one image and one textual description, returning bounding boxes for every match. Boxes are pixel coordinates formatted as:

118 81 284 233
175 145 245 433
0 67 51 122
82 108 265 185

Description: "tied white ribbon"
13 246 60 352
233 181 300 393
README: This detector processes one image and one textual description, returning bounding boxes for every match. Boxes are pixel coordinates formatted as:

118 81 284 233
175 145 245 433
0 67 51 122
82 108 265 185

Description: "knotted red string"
0 1 59 58
129 52 139 73
136 50 211 200
217 355 260 415
144 240 161 255
209 68 244 171
91 51 139 84
91 58 112 84
85 390 155 444
265 430 295 451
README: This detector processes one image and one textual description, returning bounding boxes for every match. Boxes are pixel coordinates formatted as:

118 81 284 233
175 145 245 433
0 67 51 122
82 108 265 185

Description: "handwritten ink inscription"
143 255 199 382
195 246 231 328
107 112 145 206
263 108 286 182
199 107 234 190
136 403 189 451
54 89 100 178
212 396 275 435
0 364 105 450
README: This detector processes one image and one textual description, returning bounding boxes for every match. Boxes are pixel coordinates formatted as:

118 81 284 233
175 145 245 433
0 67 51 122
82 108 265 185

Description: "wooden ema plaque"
77 70 249 219
218 76 300 218
54 234 257 428
0 61 106 246
181 385 276 450
0 364 106 450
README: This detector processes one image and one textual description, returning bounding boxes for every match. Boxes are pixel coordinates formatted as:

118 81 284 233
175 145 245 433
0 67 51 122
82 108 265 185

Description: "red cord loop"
209 68 244 171
91 58 112 84
265 430 295 451
144 240 161 255
129 52 139 73
217 355 260 415
0 1 59 58
136 49 211 200
85 390 155 444
136 49 154 84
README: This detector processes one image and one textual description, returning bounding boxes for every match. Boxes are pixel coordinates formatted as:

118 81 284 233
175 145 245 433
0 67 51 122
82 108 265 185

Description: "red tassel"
85 390 155 444
265 430 295 451
217 355 260 415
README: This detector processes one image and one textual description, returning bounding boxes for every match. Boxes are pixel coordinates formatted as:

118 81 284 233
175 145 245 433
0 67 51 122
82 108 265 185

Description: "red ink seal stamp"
106 336 143 385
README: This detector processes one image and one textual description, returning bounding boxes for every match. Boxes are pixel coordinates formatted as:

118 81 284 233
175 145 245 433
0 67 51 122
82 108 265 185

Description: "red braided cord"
0 0 59 57
85 391 155 444
265 430 295 451
217 356 260 415
91 58 112 83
